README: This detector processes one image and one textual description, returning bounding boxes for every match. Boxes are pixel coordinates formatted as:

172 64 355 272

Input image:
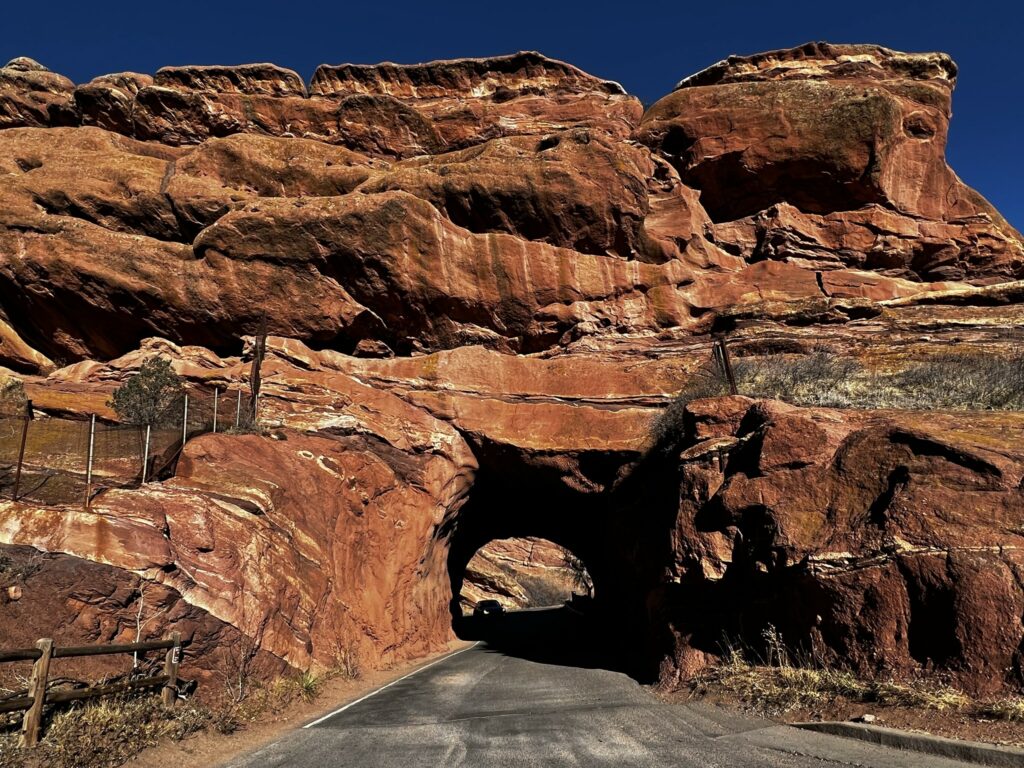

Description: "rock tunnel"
438 432 682 682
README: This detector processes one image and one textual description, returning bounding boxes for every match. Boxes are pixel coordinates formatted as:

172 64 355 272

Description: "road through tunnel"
439 436 672 678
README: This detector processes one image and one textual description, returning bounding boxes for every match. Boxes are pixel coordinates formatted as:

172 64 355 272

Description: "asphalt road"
227 608 980 767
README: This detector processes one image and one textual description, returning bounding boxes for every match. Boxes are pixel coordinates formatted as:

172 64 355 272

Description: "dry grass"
977 697 1024 722
735 350 1024 410
654 349 1024 450
0 652 362 768
691 628 1021 724
0 695 209 768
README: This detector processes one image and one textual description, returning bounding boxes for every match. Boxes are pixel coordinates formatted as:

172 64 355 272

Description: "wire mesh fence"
0 387 258 507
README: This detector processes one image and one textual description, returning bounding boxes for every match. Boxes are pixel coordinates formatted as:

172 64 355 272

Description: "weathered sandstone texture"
623 397 1024 695
460 537 580 611
0 43 1022 694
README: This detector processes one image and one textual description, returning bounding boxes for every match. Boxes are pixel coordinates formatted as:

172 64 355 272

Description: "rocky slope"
0 43 1022 695
460 537 582 611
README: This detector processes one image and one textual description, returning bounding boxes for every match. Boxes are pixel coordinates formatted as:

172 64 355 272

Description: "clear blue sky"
3 0 1021 229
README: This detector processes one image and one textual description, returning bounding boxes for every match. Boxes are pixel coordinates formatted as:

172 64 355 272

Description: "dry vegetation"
688 628 1024 727
0 660 361 768
735 351 1024 411
653 350 1024 449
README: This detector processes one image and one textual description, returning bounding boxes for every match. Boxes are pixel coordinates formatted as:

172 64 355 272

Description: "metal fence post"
181 393 189 445
84 414 96 508
141 424 151 484
12 399 32 501
212 388 219 433
235 389 242 428
20 638 52 747
162 632 182 708
715 339 738 396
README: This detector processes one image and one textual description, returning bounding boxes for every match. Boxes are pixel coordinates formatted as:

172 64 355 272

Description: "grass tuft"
292 670 321 703
977 697 1024 722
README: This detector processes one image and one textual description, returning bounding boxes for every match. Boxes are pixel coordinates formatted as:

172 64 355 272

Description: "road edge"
792 721 1024 767
303 642 479 728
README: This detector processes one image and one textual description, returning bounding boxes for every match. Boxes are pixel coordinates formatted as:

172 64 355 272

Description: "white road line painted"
303 643 480 729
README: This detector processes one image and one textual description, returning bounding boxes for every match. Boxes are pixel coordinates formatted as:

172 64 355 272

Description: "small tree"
109 358 184 425
562 550 594 598
0 374 27 416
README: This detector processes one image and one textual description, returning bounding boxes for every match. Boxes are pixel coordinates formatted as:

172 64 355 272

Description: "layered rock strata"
0 43 1022 694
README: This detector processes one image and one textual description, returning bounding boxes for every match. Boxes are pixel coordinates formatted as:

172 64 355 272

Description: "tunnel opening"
439 435 678 681
458 536 593 616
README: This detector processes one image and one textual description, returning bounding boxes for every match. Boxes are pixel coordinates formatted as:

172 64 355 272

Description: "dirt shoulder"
125 640 471 768
662 686 1024 749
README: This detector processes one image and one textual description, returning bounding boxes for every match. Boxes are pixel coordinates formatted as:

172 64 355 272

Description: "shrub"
650 368 732 451
108 358 184 426
561 550 593 598
978 697 1024 722
0 376 26 411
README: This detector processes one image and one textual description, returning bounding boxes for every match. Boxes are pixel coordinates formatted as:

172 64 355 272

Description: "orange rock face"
0 43 1023 695
639 397 1024 695
0 45 1020 371
461 537 581 611
1 346 477 678
636 43 1023 282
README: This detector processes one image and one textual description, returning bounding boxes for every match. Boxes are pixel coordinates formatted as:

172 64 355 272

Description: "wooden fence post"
12 399 32 501
161 632 181 708
715 339 738 396
20 638 52 747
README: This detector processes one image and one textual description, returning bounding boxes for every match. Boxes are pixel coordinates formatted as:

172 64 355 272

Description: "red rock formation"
639 397 1024 695
636 43 1024 282
0 57 77 129
461 537 581 611
0 42 1022 696
1 344 477 678
1 44 1019 370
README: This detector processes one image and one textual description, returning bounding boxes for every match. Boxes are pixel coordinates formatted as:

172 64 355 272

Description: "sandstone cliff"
0 43 1022 696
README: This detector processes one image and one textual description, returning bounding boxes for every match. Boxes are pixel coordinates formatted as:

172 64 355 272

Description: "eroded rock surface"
0 43 1022 695
640 397 1024 695
636 43 1023 282
2 343 477 676
461 537 580 611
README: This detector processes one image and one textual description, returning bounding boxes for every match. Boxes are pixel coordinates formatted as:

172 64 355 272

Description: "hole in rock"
453 536 605 668
441 440 667 677
458 537 593 616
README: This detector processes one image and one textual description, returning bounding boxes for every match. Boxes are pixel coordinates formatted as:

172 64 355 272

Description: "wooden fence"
0 633 182 747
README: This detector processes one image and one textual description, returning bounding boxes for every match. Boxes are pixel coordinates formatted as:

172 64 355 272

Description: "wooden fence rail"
0 632 181 747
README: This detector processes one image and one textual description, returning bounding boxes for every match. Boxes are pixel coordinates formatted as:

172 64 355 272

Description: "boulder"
0 57 77 128
636 42 1023 283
